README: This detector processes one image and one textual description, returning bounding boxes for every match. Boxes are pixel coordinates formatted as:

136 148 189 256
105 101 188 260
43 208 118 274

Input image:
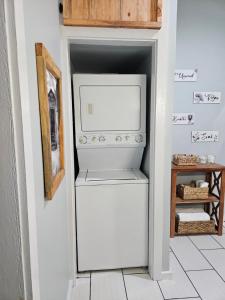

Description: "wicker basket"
177 184 209 200
176 219 216 235
173 154 198 166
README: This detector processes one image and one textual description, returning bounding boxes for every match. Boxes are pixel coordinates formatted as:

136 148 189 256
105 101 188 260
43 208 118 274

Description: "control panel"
77 133 146 147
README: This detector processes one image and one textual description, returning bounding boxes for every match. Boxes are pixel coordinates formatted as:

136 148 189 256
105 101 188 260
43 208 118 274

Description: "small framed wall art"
35 43 65 200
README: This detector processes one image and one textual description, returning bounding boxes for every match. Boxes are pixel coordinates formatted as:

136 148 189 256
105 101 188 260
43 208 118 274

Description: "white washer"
76 169 149 271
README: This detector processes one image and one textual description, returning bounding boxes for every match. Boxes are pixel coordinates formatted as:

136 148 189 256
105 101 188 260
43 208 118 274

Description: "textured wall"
0 1 24 299
174 0 225 164
22 0 71 299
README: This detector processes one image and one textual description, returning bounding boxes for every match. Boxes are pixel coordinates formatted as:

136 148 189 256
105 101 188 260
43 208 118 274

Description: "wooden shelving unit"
170 163 225 237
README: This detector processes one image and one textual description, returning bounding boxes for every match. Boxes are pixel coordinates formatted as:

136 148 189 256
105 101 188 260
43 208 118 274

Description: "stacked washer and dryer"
73 74 149 272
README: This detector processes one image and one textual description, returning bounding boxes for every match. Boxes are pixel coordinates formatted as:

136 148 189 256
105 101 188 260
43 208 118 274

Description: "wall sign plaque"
172 113 195 125
193 92 221 104
192 131 219 143
174 69 198 82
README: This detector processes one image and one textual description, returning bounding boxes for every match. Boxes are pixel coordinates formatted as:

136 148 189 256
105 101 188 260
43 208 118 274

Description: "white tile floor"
73 227 225 300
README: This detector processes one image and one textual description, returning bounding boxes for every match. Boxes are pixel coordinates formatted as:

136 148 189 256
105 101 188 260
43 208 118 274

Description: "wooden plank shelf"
172 162 225 172
176 194 219 204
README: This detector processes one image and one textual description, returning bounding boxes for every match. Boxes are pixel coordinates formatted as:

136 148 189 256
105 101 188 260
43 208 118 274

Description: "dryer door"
80 85 141 132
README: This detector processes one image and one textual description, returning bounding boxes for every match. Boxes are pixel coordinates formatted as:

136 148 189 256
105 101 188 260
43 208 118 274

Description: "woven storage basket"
176 219 216 235
177 184 209 200
173 154 198 166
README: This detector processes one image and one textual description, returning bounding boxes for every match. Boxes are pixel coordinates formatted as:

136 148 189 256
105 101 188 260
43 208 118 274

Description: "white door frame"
61 21 177 280
8 0 41 298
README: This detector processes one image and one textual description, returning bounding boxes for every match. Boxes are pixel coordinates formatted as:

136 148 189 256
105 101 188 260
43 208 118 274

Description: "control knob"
135 134 143 143
99 136 106 142
79 135 87 144
91 136 97 142
115 136 122 142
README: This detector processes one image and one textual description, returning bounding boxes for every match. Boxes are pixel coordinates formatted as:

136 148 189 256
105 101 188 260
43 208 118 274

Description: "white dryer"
73 74 149 271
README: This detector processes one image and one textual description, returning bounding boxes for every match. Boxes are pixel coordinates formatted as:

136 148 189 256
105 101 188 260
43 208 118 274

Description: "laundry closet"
69 42 153 272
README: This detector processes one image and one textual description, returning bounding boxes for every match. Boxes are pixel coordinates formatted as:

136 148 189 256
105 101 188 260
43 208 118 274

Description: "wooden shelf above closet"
62 0 162 29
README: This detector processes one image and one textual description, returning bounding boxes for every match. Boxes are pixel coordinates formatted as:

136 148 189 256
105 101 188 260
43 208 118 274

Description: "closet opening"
68 39 156 273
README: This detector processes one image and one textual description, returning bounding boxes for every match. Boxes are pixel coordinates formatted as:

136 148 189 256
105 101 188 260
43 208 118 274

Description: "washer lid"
86 169 137 182
75 169 148 186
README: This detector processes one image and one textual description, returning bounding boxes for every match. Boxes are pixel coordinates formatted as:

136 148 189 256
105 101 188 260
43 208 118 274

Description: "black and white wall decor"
193 92 221 104
192 131 219 143
172 113 195 125
174 69 198 82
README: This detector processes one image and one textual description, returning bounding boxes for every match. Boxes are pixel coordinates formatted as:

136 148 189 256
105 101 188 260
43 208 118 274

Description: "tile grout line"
210 234 225 249
89 271 92 300
187 236 225 283
121 269 129 300
124 272 146 275
189 235 222 250
156 280 166 300
123 270 148 276
193 247 222 251
184 272 205 300
185 268 213 272
185 267 214 273
170 247 202 300
165 297 200 300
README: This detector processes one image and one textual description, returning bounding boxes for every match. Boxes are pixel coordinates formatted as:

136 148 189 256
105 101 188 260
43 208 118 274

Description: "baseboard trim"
161 270 173 280
67 279 74 300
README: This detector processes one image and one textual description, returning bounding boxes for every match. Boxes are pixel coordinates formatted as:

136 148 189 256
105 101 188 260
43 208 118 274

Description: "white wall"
0 1 27 299
21 0 72 299
174 0 225 164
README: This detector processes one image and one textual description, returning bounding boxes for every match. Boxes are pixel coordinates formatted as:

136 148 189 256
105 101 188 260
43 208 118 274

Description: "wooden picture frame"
35 43 65 200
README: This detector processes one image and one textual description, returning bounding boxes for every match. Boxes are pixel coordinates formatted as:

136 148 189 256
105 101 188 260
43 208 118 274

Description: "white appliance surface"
76 169 148 186
75 170 149 271
80 85 141 132
73 74 146 149
74 74 148 271
87 169 137 181
73 74 146 170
